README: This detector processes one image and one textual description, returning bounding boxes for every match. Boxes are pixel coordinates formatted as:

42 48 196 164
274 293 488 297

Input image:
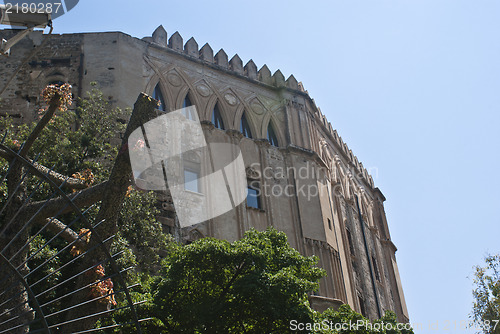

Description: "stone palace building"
0 26 409 322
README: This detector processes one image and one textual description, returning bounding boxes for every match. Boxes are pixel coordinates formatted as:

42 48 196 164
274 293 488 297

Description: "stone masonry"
0 26 409 322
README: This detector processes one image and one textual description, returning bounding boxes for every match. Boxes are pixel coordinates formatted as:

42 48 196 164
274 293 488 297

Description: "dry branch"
0 145 87 191
41 217 87 250
20 181 108 221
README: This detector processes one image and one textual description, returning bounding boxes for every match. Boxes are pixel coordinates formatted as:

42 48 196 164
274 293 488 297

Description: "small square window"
247 186 261 209
184 169 200 193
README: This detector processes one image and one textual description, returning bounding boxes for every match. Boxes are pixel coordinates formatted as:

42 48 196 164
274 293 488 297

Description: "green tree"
0 83 162 332
472 254 500 334
151 227 325 333
314 304 414 334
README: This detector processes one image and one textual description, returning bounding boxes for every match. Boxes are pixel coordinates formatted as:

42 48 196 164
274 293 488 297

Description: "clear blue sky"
49 1 500 332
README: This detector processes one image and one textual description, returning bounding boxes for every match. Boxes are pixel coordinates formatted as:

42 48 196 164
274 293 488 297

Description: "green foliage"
103 188 176 332
313 305 369 334
27 235 62 303
0 84 125 210
151 227 325 333
32 84 125 181
312 304 413 334
0 84 169 331
25 234 74 331
116 189 173 273
472 254 500 334
0 115 20 203
98 269 169 334
0 83 124 182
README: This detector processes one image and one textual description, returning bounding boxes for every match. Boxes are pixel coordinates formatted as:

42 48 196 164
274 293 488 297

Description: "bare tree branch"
1 141 87 192
0 147 14 161
91 93 159 238
20 181 107 221
40 217 87 250
32 161 87 190
62 93 159 332
0 147 87 190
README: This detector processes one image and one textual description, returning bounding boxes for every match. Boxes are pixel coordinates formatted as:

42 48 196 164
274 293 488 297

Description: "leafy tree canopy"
313 304 414 334
116 227 414 334
151 227 326 333
472 254 500 334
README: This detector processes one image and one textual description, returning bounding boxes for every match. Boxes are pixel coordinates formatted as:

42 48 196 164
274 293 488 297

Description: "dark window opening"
50 58 71 66
182 94 196 120
240 112 252 138
247 182 261 209
153 84 167 112
182 94 192 108
327 218 332 230
267 122 279 146
212 103 225 130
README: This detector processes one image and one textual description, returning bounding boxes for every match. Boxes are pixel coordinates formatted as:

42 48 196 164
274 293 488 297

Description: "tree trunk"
61 93 158 332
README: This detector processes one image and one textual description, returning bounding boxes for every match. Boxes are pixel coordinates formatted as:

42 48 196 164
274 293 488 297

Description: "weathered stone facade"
0 26 409 322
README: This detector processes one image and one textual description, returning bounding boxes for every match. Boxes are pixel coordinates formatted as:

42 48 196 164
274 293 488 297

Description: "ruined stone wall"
0 30 83 123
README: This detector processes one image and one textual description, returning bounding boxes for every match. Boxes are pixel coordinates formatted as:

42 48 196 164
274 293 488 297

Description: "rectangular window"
327 218 332 230
247 185 261 209
184 169 200 193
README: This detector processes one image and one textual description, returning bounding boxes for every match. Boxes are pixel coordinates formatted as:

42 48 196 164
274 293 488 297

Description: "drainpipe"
355 194 382 319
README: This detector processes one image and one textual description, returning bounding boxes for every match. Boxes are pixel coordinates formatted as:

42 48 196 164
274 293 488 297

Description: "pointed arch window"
211 103 225 130
267 122 279 146
152 83 166 112
182 93 196 120
182 94 192 109
240 112 252 139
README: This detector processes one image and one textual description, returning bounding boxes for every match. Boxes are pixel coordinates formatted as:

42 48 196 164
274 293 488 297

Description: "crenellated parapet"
305 99 375 188
143 26 375 189
316 108 375 189
143 26 301 91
